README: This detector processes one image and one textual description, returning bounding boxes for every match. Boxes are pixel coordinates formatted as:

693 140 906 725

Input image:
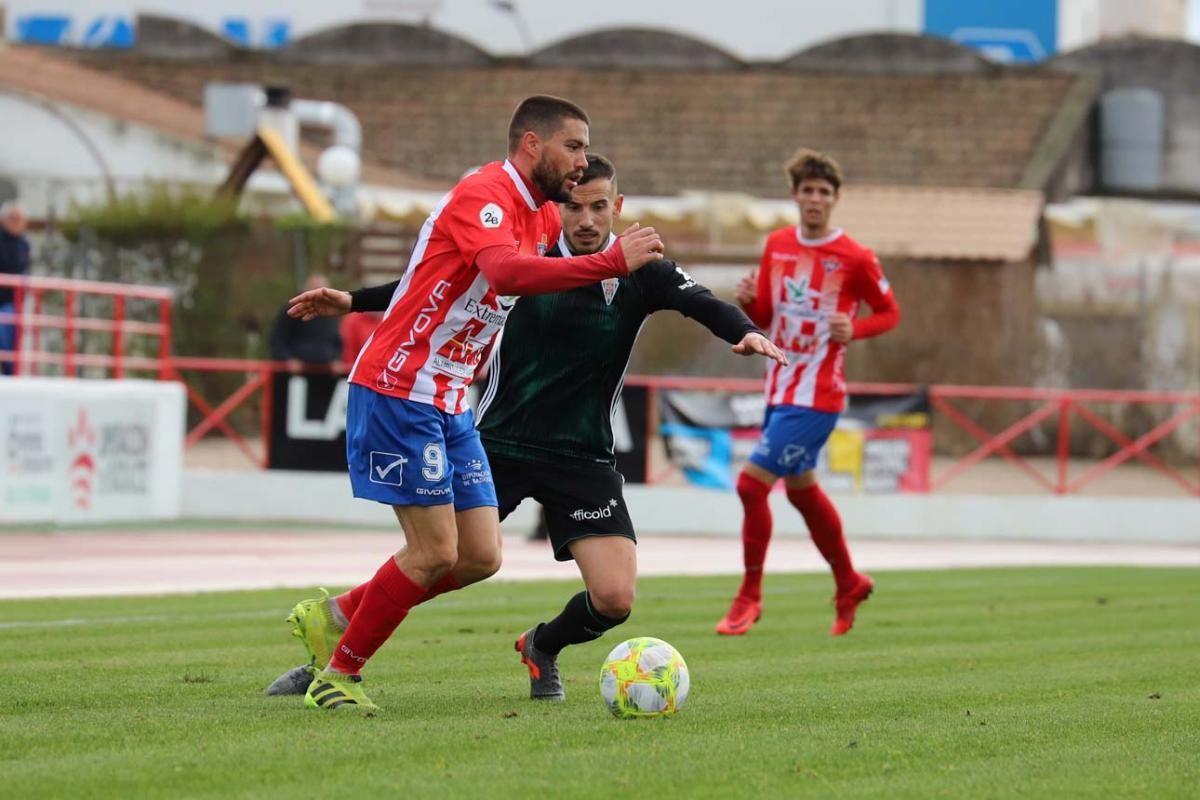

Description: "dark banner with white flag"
268 372 349 471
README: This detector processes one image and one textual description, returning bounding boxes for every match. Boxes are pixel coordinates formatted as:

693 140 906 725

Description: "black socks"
534 591 629 656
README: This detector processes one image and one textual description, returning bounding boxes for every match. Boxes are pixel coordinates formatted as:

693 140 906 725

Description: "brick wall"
63 51 1078 197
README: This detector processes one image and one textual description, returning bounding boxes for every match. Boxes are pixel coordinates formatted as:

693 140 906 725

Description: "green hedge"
49 188 352 431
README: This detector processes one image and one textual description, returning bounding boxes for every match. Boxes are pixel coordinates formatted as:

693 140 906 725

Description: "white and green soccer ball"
599 636 690 719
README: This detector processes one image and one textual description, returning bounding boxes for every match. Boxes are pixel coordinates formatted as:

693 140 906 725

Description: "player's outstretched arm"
475 225 662 297
288 280 399 321
349 280 400 313
638 260 785 365
730 332 788 366
287 287 352 321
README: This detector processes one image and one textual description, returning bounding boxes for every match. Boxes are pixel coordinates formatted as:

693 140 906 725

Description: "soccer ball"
599 636 690 719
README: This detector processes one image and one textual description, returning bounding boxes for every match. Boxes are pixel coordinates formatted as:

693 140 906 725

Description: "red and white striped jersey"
349 161 560 413
748 226 895 413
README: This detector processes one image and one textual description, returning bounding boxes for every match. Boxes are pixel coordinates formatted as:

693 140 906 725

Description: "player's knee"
411 541 458 576
479 548 503 579
737 472 771 505
589 584 635 620
459 548 502 582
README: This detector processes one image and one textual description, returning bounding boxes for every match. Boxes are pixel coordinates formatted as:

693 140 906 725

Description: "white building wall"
1060 0 1189 50
0 92 229 216
0 92 304 218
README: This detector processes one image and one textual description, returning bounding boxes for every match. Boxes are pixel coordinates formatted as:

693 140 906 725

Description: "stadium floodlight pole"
490 0 534 52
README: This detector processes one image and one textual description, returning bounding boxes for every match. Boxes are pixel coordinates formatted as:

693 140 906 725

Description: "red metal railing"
623 375 1200 495
0 274 172 378
168 357 276 469
927 385 1200 495
4 275 1197 494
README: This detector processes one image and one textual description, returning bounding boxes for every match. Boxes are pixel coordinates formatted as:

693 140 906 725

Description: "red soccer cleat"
715 595 762 636
831 573 875 636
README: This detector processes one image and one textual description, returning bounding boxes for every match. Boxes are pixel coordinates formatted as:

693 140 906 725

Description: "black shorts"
489 455 636 562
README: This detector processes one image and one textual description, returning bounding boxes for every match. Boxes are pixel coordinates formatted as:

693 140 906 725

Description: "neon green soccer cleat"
285 589 344 669
304 669 379 711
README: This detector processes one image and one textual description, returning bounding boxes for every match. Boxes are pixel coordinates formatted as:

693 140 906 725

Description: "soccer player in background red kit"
716 148 900 638
286 95 665 710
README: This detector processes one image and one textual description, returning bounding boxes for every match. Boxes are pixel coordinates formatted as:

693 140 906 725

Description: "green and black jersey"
350 233 759 467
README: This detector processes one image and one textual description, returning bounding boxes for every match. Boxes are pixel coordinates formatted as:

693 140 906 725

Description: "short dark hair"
507 95 590 155
784 148 843 191
578 153 617 194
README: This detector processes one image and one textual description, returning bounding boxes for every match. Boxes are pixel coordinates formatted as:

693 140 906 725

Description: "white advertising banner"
0 378 184 523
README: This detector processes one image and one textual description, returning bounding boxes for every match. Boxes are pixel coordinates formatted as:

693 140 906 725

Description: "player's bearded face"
532 120 589 202
532 149 583 203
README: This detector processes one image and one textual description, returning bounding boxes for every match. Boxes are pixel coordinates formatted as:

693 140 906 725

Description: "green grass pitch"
3 567 1197 799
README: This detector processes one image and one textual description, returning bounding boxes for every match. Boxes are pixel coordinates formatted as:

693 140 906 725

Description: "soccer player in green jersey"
269 155 785 701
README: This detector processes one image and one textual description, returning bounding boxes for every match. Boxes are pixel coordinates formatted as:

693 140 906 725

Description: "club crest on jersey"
601 278 620 305
537 233 549 256
822 257 842 273
479 203 503 229
784 275 811 303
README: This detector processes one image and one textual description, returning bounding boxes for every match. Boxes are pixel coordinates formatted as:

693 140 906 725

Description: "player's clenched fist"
735 270 757 306
618 222 665 271
829 312 854 344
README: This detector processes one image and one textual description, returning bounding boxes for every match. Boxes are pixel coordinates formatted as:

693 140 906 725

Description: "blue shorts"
345 384 497 510
747 405 839 477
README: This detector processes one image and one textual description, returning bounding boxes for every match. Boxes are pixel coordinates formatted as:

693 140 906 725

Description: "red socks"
335 571 461 620
419 572 461 605
328 557 426 675
786 484 855 592
735 473 773 602
334 583 368 621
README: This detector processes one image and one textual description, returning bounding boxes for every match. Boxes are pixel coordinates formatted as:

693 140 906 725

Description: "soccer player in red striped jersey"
716 148 900 638
287 96 665 711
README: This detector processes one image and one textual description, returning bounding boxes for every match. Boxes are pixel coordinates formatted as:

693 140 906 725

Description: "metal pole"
64 290 76 378
292 228 308 291
113 294 125 379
